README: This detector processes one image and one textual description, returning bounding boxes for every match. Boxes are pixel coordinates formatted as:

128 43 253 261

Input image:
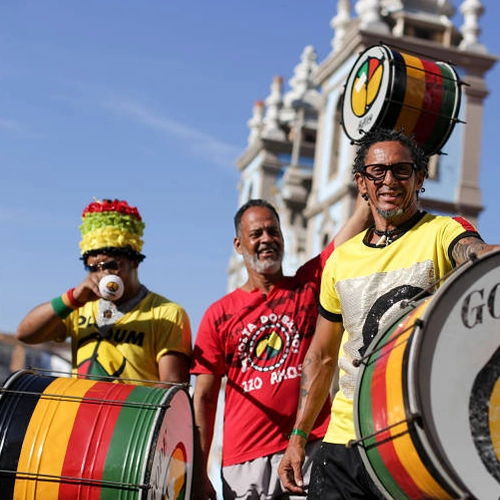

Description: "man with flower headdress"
16 198 192 385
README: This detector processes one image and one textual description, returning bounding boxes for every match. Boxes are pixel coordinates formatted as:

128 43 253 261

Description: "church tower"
228 0 497 290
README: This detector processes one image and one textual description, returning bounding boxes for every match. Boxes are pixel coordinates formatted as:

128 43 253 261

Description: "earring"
362 193 368 201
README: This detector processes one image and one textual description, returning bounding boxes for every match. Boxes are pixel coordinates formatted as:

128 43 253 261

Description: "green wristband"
290 428 309 440
51 295 72 319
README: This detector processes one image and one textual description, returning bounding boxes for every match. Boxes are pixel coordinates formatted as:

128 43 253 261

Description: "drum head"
342 45 393 143
413 250 500 500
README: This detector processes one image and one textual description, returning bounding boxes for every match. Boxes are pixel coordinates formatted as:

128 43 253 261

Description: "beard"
242 246 283 274
376 207 405 220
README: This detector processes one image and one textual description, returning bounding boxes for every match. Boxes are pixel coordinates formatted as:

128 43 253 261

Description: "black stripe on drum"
382 49 407 131
0 371 52 497
401 337 458 497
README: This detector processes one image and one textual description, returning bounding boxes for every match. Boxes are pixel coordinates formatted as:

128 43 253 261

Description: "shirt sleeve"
319 250 341 317
156 302 192 362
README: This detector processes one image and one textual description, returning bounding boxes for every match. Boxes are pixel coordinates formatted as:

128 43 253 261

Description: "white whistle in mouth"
99 275 124 301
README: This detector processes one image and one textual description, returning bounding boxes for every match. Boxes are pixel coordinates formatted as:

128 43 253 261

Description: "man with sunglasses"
16 199 192 386
279 128 500 499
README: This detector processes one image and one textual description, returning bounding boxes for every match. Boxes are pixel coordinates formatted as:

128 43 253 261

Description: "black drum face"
355 250 500 500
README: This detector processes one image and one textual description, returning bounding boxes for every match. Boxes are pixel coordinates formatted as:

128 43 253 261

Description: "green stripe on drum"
358 325 409 499
101 385 167 500
425 62 461 154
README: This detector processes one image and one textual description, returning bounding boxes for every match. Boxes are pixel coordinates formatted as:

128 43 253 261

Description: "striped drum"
0 370 193 499
342 44 462 155
354 250 500 500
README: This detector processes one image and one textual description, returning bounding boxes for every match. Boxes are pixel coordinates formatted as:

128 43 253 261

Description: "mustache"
378 188 401 195
257 243 279 252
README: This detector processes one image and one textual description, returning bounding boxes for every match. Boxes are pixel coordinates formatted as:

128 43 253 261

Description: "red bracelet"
67 288 85 309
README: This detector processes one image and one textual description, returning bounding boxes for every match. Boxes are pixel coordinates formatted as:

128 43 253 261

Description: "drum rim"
341 44 394 143
144 385 194 500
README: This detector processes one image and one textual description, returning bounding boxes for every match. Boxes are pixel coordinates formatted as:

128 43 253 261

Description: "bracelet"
290 428 309 440
51 296 73 319
66 288 85 308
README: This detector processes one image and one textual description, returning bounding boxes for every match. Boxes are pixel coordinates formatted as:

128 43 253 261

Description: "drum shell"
341 44 461 155
354 250 500 500
0 370 193 500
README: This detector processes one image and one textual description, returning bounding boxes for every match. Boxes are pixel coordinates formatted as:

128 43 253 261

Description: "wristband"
51 295 73 319
66 288 85 308
290 428 309 440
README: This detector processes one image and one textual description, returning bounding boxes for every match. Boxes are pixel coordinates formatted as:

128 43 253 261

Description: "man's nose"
383 168 397 184
261 230 273 242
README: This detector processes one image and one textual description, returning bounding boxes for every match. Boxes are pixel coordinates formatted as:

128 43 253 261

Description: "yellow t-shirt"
319 213 479 444
62 291 192 382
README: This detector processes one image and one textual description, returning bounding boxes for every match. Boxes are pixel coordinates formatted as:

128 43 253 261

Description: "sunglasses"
84 259 120 273
363 162 416 182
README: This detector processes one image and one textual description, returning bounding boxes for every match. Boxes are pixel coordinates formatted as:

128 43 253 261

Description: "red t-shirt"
191 243 334 466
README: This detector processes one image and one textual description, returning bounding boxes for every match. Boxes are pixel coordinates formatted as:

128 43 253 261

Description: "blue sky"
1 0 499 336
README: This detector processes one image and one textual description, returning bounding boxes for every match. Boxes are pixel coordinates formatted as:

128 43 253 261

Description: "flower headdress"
79 199 145 261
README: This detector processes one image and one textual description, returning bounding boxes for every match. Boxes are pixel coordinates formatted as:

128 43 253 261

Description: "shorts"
307 443 385 499
222 440 322 500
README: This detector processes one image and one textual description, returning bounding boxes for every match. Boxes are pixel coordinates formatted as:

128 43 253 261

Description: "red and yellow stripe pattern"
387 49 460 155
0 372 172 499
357 299 457 499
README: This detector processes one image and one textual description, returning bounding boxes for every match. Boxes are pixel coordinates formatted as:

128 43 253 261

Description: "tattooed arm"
452 236 500 266
278 316 344 494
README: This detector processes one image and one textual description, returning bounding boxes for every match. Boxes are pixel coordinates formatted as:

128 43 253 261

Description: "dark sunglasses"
363 162 416 182
84 259 120 273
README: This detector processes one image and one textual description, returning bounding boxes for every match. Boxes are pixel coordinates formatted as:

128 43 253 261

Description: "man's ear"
355 173 367 198
234 236 242 255
415 169 425 191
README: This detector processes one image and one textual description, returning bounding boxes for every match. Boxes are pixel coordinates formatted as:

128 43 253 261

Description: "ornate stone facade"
229 0 497 290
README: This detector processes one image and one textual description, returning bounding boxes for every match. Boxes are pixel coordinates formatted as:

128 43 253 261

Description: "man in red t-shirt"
191 197 370 500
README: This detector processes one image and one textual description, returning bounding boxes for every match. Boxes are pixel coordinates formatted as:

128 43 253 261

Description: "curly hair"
352 129 429 178
81 245 145 266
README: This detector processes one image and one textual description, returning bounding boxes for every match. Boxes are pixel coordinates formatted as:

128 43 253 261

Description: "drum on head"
354 249 500 500
342 44 462 155
0 370 194 499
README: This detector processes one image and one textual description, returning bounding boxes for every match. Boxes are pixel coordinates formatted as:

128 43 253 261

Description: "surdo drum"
342 44 462 155
0 370 194 499
354 249 500 500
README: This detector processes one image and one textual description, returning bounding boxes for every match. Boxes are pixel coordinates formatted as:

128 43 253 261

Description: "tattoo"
298 357 312 410
452 237 488 266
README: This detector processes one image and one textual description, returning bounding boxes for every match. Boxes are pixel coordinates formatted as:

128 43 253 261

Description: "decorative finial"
247 100 265 145
331 0 352 52
262 76 286 140
459 0 487 53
